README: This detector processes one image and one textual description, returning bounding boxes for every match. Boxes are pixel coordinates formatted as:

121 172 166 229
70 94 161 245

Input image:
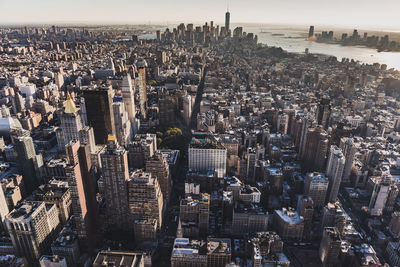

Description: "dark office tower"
316 97 331 129
146 152 171 202
225 10 230 36
319 227 342 267
100 136 130 231
83 86 115 144
159 95 176 126
156 30 161 42
308 26 314 38
14 136 41 195
302 126 329 172
297 196 314 239
65 140 98 251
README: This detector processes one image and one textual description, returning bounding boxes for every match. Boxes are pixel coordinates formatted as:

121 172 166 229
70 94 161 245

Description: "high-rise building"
321 202 346 236
0 184 9 231
297 196 314 239
127 133 157 169
225 11 230 36
56 92 82 145
308 26 315 38
188 134 227 178
56 93 95 152
302 126 329 171
83 86 115 144
6 201 60 262
112 101 132 146
137 66 148 119
128 170 164 236
51 222 80 266
250 232 290 267
171 238 207 267
159 95 177 126
182 95 192 127
207 238 231 267
319 227 342 267
304 172 329 208
326 146 345 202
121 74 138 133
368 173 393 216
232 202 268 235
273 208 304 241
389 212 400 238
276 112 289 134
100 136 130 230
339 137 357 181
298 115 315 158
37 181 71 225
180 193 210 237
65 140 98 250
14 136 42 194
302 126 328 172
316 97 331 129
146 152 171 202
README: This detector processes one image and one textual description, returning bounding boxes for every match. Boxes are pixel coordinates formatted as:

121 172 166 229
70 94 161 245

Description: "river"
244 26 400 70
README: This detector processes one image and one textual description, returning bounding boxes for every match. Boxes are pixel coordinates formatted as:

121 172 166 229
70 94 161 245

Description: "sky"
1 0 400 30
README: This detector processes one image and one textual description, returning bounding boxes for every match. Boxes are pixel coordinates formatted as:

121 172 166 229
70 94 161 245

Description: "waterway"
245 26 400 70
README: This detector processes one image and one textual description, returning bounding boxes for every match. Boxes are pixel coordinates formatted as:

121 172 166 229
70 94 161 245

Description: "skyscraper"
146 152 171 202
121 74 138 133
6 201 60 263
339 137 357 181
304 172 329 208
14 136 42 194
308 26 315 38
83 86 115 144
297 196 314 239
319 227 342 267
0 185 9 231
56 92 82 150
368 173 392 216
182 95 192 127
225 10 230 36
302 125 328 172
137 65 148 119
326 146 345 202
100 136 130 230
65 140 98 251
321 202 346 236
56 92 95 152
316 97 331 129
128 170 164 235
112 101 132 146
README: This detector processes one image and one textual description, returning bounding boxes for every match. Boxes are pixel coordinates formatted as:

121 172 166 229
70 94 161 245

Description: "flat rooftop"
275 208 304 224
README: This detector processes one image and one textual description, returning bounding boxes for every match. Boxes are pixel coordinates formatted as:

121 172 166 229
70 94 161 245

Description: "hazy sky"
1 0 400 30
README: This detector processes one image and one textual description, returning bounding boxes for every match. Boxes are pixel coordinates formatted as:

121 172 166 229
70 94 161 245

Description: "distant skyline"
1 0 400 30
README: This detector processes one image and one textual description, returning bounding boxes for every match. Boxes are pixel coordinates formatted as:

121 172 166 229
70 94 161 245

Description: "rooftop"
275 208 304 224
207 238 231 255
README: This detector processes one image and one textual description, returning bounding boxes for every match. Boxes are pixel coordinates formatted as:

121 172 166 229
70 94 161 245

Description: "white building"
189 135 227 178
369 174 392 216
326 145 345 202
